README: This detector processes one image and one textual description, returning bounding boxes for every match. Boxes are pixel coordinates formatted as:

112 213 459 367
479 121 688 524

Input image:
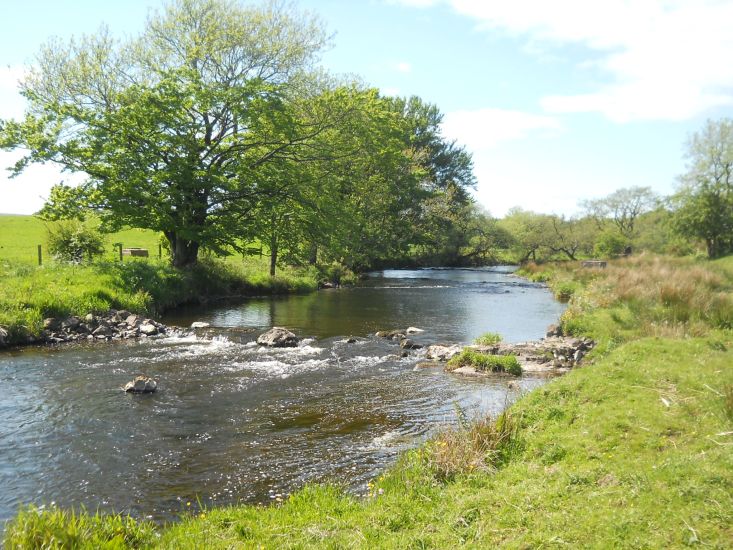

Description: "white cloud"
441 108 561 150
395 61 412 73
396 0 733 121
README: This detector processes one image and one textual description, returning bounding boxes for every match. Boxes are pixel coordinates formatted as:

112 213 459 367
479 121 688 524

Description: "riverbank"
0 259 317 348
4 255 733 547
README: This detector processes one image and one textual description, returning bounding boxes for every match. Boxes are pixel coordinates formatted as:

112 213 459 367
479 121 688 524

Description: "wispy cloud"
441 108 561 150
393 0 733 121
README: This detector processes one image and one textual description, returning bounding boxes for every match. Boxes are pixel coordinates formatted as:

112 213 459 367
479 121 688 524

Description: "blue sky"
2 0 732 216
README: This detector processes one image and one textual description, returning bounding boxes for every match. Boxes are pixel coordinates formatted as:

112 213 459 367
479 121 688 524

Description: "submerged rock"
400 339 422 350
375 329 406 340
124 376 157 393
257 327 299 347
406 327 424 334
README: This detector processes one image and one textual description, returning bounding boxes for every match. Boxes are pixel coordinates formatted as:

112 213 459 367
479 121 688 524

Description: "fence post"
37 244 42 266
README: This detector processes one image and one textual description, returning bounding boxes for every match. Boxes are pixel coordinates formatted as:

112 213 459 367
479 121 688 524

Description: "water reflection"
0 268 564 526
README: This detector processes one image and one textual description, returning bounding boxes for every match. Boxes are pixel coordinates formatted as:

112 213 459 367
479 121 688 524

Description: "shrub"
593 231 627 258
473 332 502 345
447 349 522 376
46 221 105 264
425 410 520 481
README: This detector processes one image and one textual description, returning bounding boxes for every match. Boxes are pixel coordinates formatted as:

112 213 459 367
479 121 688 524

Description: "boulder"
43 318 60 330
125 314 141 327
257 327 299 347
124 376 157 393
92 325 112 337
426 344 462 362
139 322 159 336
400 339 422 350
546 324 563 338
191 321 210 329
61 316 81 330
406 327 424 334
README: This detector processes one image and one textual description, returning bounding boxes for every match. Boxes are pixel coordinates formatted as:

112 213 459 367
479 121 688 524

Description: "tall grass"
3 505 156 549
540 255 733 342
423 410 521 481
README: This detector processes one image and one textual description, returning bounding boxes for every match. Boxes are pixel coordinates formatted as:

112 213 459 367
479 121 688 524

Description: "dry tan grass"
425 412 518 481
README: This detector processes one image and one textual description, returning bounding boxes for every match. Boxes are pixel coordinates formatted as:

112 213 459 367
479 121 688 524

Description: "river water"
0 267 564 526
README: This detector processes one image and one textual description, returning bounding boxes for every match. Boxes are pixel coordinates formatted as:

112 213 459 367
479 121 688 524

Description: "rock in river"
257 327 299 347
124 376 158 393
191 321 211 329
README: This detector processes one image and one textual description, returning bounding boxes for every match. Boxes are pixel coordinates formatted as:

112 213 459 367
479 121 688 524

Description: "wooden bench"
581 260 607 268
122 248 149 257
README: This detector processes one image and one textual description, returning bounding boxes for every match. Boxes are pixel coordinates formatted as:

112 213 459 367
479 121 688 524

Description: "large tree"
581 186 658 240
671 118 733 258
1 0 331 267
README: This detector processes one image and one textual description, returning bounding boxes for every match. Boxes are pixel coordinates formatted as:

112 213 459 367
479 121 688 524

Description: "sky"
1 0 732 217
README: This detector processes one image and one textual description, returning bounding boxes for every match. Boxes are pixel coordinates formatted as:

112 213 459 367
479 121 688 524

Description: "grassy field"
4 253 732 548
0 214 166 264
0 215 316 346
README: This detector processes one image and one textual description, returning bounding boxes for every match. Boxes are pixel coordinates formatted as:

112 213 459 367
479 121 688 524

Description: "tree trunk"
165 232 200 268
308 242 318 265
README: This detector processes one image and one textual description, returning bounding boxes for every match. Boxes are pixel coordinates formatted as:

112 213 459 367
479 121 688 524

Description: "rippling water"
0 267 565 526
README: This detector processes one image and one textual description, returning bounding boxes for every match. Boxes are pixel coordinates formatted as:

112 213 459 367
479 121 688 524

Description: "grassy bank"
0 258 317 346
4 255 733 548
0 215 320 346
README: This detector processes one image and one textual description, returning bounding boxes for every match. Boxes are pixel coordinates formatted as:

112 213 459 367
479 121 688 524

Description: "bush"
46 221 105 263
447 349 522 376
473 332 502 345
593 231 627 259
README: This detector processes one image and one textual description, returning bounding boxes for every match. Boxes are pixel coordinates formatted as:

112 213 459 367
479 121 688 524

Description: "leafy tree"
670 118 733 258
1 0 330 267
581 186 658 240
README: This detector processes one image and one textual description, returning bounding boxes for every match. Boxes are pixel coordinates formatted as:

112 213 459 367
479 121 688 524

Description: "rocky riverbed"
38 310 172 344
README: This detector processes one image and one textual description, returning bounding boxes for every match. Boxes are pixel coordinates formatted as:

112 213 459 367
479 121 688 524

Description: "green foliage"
473 331 502 345
3 505 156 549
670 118 733 259
46 221 105 263
593 230 628 258
447 349 522 376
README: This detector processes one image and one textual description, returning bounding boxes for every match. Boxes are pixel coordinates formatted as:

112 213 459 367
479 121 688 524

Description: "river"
0 267 565 526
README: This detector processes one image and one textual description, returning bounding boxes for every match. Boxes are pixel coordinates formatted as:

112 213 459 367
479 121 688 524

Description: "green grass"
0 214 317 345
446 349 522 376
5 253 733 547
0 258 317 345
472 331 502 345
3 505 157 549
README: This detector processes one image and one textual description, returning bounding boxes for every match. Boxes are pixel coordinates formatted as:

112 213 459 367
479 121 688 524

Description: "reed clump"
424 410 520 481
